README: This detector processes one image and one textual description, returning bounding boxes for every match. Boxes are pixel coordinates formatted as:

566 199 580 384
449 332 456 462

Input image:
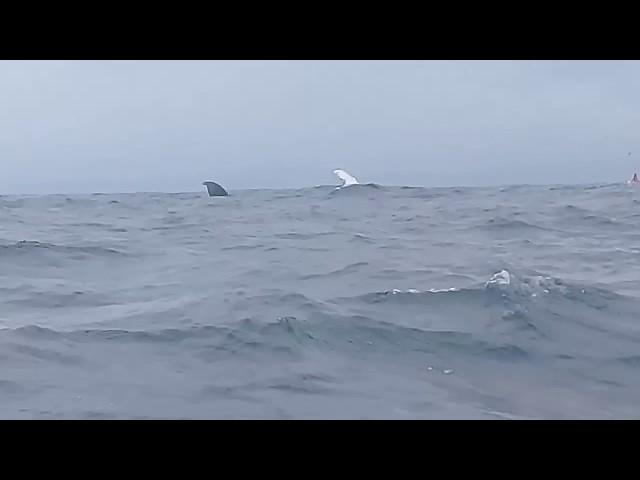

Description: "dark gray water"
2 183 640 419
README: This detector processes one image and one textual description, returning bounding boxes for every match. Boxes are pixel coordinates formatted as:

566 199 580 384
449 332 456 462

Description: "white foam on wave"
386 270 578 300
486 270 511 287
484 270 576 298
389 287 459 295
428 287 460 293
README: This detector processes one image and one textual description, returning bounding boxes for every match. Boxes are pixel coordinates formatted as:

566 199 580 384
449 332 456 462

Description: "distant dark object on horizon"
202 181 228 197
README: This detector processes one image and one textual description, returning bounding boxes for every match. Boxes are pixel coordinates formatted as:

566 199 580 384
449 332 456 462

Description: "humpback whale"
333 169 359 188
202 181 229 197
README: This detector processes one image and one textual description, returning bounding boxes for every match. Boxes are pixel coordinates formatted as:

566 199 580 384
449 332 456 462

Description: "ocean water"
2 183 640 419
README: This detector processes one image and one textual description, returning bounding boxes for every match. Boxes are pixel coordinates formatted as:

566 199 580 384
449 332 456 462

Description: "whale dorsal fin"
202 181 228 196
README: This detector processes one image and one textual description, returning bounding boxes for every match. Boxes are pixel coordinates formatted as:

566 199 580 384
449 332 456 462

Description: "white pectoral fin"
333 169 359 187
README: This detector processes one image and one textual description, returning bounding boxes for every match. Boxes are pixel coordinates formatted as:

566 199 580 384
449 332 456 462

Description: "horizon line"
0 181 624 196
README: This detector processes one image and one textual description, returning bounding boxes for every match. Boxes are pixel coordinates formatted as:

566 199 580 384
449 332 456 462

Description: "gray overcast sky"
1 60 638 194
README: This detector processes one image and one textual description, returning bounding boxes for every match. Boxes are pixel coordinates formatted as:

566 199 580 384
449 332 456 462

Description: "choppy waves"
0 240 127 258
2 184 640 418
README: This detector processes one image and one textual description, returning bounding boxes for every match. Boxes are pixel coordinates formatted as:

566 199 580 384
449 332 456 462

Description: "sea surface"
2 183 640 419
